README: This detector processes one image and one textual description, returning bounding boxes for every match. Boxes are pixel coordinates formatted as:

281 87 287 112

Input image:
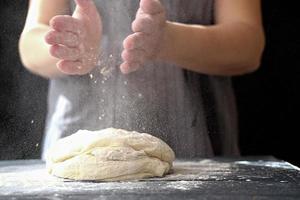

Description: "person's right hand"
45 0 102 75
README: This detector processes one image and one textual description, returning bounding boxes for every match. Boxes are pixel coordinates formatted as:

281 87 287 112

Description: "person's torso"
44 0 239 159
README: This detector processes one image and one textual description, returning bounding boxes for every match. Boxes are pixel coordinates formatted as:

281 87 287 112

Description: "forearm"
19 24 65 78
159 21 265 76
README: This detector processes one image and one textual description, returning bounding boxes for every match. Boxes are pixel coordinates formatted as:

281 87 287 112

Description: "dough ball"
46 128 175 181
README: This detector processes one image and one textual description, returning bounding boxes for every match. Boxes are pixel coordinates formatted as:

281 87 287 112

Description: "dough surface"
46 128 175 181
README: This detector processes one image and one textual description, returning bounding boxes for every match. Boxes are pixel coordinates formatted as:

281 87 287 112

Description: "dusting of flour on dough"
46 128 175 181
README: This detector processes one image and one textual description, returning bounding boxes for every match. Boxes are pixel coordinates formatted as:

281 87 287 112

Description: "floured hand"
121 0 167 74
45 0 102 75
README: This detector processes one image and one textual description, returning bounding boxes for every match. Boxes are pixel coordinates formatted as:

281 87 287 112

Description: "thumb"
140 0 164 14
73 0 98 18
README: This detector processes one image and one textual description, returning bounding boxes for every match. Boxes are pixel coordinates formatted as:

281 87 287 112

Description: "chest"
71 0 214 25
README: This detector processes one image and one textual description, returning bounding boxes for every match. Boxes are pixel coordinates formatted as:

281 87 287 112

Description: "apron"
42 0 240 159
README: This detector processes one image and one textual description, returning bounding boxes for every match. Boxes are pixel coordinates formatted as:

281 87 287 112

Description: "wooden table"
0 157 299 199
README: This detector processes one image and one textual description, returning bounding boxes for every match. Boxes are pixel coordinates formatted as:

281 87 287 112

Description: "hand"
45 0 102 75
120 0 166 74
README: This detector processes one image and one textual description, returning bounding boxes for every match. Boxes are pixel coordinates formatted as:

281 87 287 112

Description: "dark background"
0 1 299 166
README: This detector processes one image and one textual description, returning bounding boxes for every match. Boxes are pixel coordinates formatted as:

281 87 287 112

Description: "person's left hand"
120 0 166 74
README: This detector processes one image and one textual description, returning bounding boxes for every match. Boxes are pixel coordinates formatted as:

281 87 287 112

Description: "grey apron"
42 0 240 159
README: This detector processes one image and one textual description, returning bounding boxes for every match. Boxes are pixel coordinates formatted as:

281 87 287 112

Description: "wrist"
156 21 175 62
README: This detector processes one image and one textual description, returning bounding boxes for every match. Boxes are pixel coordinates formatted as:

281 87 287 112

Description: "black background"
0 1 299 166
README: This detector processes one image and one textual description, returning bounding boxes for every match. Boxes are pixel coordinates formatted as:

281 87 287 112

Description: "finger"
57 60 86 75
74 0 97 13
49 44 81 61
132 14 157 33
123 33 158 57
73 0 100 21
121 49 147 63
50 15 85 36
120 61 141 74
123 32 148 50
140 0 164 15
45 30 80 47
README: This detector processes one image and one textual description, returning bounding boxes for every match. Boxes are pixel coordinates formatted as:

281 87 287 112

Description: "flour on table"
46 128 175 181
